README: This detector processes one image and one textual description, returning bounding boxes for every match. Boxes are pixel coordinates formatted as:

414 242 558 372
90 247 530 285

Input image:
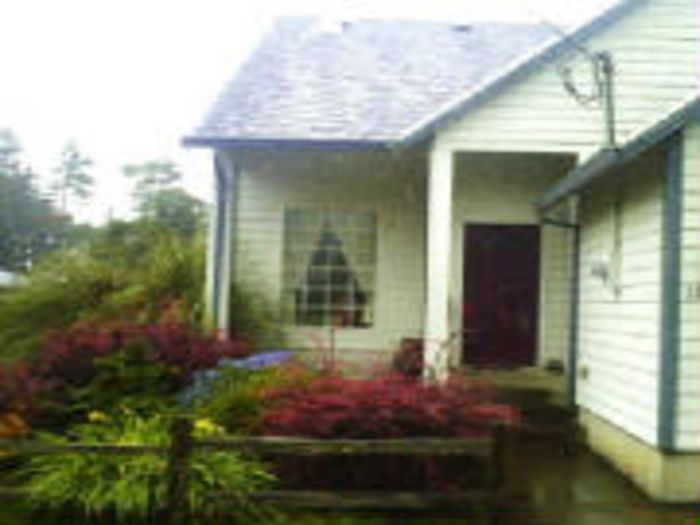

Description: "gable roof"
184 2 639 149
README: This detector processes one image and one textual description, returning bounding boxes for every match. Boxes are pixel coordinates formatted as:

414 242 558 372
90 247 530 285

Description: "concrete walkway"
501 437 698 525
458 367 698 524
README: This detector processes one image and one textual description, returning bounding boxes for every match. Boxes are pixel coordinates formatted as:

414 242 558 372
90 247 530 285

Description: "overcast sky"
0 0 613 223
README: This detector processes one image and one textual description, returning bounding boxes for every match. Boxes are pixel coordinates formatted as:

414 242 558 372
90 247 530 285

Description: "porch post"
204 151 236 337
423 143 454 382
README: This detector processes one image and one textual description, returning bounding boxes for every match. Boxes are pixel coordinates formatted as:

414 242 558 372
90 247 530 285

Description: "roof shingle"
186 17 556 145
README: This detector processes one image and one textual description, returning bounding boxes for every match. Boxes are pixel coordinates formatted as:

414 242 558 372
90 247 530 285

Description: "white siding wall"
577 148 665 446
450 153 573 365
229 150 427 364
438 0 700 159
676 121 700 451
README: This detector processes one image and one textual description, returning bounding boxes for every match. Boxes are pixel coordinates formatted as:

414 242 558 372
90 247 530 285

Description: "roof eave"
399 0 642 147
536 97 700 212
182 135 398 151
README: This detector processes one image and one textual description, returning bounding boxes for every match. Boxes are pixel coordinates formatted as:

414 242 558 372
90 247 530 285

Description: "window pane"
283 208 376 328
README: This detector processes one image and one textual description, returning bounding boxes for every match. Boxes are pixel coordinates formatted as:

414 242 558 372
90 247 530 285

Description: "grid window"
283 208 376 328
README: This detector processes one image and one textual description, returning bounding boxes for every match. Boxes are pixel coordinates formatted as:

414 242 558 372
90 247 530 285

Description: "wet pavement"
499 436 699 525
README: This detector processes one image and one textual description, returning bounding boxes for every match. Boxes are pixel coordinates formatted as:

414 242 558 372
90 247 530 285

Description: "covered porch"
206 145 576 382
423 145 575 382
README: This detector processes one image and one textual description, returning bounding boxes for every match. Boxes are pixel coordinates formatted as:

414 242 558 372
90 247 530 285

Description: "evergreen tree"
52 141 94 212
0 130 65 271
123 160 204 237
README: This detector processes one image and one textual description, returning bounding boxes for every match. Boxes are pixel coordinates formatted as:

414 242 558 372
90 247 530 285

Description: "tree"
140 187 205 238
52 141 94 212
124 160 181 212
123 160 204 237
0 129 21 174
0 130 66 271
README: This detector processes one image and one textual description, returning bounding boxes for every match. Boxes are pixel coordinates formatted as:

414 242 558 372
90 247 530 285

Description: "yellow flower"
194 418 224 436
88 411 108 423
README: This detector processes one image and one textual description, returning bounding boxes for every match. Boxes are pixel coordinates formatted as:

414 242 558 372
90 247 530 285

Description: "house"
184 0 700 502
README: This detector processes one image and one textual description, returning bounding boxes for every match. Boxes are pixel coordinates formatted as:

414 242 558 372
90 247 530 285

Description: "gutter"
182 136 396 152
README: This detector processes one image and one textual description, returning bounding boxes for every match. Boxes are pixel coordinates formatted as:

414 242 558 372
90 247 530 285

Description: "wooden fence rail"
0 418 507 525
197 434 499 456
0 441 165 455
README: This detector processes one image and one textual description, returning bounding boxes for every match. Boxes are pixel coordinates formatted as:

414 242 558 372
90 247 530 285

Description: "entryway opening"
462 224 540 368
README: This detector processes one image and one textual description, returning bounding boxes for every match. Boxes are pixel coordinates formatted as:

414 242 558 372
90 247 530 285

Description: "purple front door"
462 225 540 367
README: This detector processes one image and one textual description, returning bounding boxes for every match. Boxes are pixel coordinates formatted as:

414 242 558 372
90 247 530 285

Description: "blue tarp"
179 350 293 406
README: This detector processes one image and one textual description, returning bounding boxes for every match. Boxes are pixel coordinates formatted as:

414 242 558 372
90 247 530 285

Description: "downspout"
539 202 581 410
204 154 232 336
216 155 237 338
658 132 683 451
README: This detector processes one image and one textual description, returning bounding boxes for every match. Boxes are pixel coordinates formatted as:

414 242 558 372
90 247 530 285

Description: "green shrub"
195 360 313 434
229 283 285 350
22 412 275 522
0 250 123 362
0 225 203 362
0 222 283 363
90 229 207 326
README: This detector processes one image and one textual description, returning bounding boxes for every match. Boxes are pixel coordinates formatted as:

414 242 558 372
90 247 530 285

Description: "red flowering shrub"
258 375 520 490
0 323 252 427
37 323 250 386
261 375 518 438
